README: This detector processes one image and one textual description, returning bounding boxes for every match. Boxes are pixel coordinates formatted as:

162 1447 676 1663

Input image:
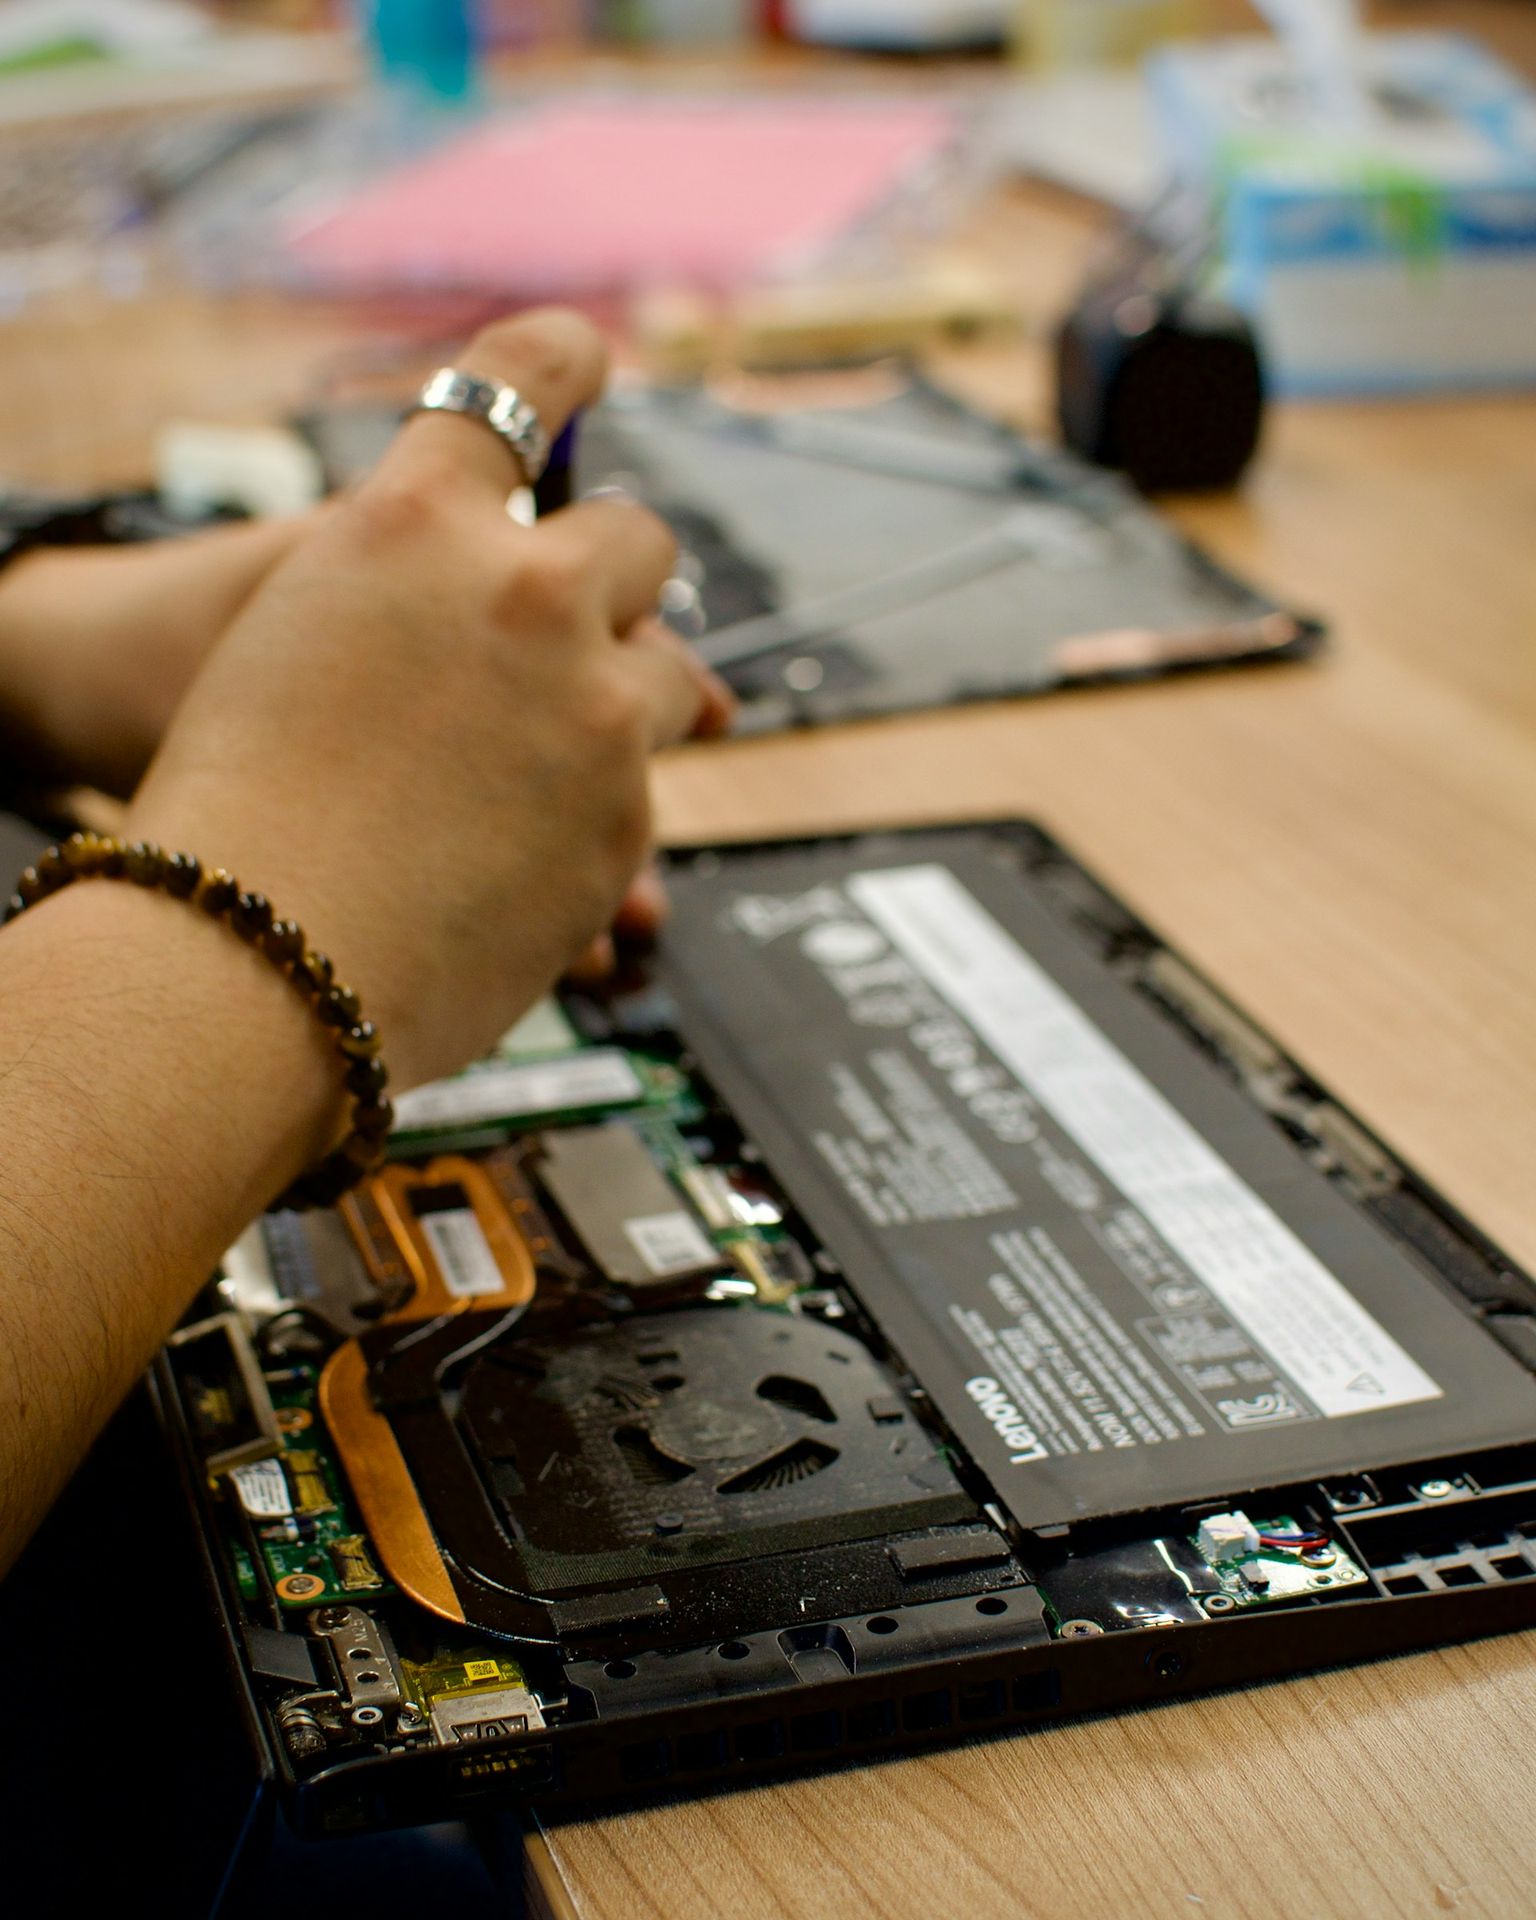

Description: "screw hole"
718 1641 751 1660
866 1616 899 1635
604 1660 636 1680
975 1596 1007 1616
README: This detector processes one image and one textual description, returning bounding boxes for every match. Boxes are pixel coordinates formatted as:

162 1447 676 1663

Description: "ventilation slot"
790 1709 842 1754
734 1719 786 1764
613 1424 693 1487
845 1699 896 1743
1013 1669 1062 1713
1370 1534 1536 1595
757 1374 837 1423
958 1680 1007 1723
901 1689 953 1733
675 1729 729 1772
618 1739 670 1784
718 1437 838 1495
596 1372 664 1414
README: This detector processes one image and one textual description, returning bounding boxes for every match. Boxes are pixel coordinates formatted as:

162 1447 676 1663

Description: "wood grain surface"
536 11 1536 1915
534 1631 1536 1918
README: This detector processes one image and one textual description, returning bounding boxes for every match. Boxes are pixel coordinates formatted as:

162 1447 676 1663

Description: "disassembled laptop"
157 824 1536 1834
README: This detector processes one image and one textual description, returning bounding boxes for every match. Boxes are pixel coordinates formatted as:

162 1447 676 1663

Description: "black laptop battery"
656 827 1536 1531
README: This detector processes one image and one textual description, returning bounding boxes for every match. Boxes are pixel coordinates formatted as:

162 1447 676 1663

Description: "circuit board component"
333 1534 384 1592
387 1030 693 1158
167 1311 283 1472
222 1363 394 1610
537 1121 720 1292
1192 1510 1368 1606
402 1652 545 1746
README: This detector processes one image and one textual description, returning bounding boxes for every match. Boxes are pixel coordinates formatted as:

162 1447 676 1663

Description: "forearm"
0 517 304 795
0 879 340 1571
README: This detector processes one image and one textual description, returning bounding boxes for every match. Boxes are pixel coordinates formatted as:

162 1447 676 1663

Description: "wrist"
124 777 435 1088
1 868 347 1226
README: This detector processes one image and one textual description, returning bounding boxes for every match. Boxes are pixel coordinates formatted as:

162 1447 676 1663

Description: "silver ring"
412 367 552 484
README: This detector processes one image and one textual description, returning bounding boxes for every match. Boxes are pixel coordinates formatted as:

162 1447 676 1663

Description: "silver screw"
1419 1479 1454 1500
1058 1618 1104 1639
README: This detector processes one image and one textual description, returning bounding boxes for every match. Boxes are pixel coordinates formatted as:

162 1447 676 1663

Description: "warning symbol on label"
1345 1371 1386 1396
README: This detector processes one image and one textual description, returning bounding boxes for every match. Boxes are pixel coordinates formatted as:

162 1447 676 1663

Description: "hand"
0 512 316 797
126 308 733 1094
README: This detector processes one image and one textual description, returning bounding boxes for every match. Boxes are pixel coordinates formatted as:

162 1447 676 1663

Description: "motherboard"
173 976 1036 1810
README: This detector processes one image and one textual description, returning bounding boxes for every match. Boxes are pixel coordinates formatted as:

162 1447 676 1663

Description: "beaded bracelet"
3 832 393 1211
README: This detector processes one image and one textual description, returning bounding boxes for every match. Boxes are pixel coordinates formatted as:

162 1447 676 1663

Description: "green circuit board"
1195 1512 1369 1608
222 1367 392 1610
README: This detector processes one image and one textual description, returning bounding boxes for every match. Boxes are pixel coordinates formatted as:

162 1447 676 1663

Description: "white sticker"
846 865 1443 1419
421 1208 505 1298
624 1210 716 1276
393 1048 644 1132
229 1457 292 1518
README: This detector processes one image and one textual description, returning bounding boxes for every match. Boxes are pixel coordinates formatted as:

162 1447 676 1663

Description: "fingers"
615 617 736 750
542 497 678 634
613 861 668 942
384 308 609 500
566 932 617 983
566 864 668 985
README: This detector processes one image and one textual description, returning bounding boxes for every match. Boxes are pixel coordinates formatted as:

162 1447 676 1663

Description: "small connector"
1196 1511 1260 1562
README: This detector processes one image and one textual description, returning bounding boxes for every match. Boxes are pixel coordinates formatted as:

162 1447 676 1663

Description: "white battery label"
847 865 1443 1419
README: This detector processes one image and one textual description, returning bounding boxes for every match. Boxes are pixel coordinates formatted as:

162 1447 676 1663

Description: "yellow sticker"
463 1659 502 1683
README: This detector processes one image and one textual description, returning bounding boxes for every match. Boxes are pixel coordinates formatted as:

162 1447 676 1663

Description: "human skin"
0 510 316 798
0 308 731 1572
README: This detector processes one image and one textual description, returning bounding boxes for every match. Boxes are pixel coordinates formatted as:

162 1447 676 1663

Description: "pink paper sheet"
284 99 957 295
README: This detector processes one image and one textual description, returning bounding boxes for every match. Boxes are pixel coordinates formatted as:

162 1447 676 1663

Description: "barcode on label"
229 1457 292 1518
421 1208 504 1298
623 1210 716 1276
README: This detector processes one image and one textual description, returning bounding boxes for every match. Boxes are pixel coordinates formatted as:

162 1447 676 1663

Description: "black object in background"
1055 212 1266 494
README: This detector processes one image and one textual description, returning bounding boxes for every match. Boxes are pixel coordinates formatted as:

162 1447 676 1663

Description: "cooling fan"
457 1308 967 1575
332 1301 987 1650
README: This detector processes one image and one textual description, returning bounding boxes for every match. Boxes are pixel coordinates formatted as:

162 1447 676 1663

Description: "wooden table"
540 412 1536 1920
3 10 1534 1914
536 388 1536 1920
533 17 1536 1916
